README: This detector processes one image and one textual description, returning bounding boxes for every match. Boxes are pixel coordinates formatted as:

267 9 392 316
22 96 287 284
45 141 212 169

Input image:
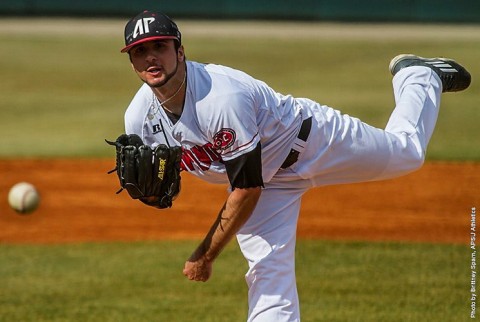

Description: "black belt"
280 116 312 169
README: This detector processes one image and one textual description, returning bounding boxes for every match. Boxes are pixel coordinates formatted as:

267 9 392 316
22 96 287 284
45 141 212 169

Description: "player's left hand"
183 257 213 282
105 134 182 209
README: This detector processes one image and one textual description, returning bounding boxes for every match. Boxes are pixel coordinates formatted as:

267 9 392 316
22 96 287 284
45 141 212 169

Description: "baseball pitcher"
107 10 471 322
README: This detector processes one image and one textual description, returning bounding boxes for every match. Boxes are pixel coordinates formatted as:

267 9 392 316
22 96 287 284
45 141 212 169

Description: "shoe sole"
388 54 457 75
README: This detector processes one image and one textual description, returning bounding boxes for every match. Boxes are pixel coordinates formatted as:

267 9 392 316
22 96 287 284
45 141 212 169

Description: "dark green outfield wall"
1 0 479 23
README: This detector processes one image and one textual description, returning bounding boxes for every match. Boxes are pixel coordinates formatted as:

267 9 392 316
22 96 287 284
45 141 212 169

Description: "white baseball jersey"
125 60 306 185
124 61 444 321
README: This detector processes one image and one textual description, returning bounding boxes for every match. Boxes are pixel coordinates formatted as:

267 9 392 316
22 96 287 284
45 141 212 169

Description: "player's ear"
177 45 185 62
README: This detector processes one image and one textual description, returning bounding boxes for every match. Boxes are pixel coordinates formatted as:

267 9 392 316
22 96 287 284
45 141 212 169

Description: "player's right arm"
183 142 264 282
183 185 261 281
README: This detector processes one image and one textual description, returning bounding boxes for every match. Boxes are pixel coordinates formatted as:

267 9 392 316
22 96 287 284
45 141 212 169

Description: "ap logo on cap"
121 11 181 53
133 17 155 39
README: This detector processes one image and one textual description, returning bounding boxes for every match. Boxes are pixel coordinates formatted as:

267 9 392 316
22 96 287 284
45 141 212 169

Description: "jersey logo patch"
213 128 236 152
181 143 221 172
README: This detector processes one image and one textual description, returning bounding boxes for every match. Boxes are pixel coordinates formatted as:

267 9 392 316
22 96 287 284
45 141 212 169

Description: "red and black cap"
121 10 181 53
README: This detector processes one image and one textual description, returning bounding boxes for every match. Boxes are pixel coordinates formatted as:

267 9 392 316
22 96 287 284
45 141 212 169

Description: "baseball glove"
105 134 182 209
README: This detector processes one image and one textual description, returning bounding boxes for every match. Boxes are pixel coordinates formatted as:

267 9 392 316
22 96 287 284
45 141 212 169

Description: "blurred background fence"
1 0 479 23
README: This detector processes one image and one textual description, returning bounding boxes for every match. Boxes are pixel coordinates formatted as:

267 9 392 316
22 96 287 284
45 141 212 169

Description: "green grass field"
0 241 471 322
0 19 478 321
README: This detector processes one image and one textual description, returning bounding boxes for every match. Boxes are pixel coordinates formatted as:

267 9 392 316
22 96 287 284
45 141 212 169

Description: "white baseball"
8 182 40 214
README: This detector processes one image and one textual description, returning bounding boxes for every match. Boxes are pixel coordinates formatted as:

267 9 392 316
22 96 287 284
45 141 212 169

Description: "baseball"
8 182 40 214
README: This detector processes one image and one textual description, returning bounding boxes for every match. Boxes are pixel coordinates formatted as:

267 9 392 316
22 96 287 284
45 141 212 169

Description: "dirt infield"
0 159 477 244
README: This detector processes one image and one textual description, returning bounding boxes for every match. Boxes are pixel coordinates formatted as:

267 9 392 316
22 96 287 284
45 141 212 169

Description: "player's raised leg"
295 54 471 186
381 54 471 177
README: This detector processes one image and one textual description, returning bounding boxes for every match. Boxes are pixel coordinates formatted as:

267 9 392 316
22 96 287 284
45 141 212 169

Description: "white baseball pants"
236 66 442 322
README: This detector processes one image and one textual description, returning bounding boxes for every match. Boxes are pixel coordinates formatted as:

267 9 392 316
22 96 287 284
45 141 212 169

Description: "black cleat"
389 54 471 93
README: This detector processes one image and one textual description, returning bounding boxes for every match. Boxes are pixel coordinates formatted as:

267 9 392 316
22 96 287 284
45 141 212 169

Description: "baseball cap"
121 10 181 53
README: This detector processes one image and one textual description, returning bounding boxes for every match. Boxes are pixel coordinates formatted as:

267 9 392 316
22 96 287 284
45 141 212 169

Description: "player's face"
129 40 184 88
